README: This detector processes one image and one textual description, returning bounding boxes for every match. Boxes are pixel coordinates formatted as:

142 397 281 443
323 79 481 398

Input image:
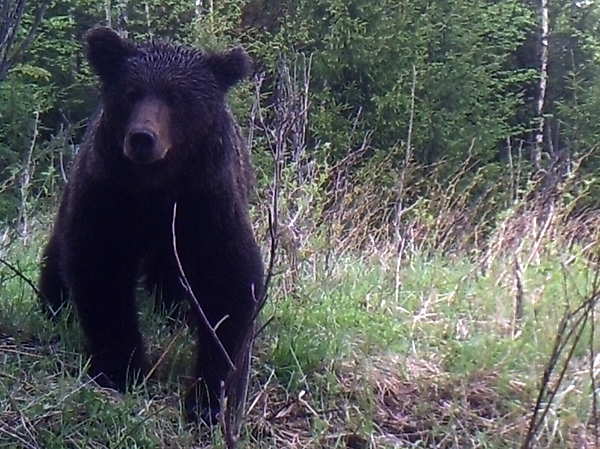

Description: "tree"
533 0 549 170
0 0 49 83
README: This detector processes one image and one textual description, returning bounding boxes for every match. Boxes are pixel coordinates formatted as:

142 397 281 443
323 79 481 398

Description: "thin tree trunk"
105 0 111 27
195 0 213 19
533 0 549 171
144 2 151 37
394 65 417 304
18 110 39 242
118 0 130 37
0 0 27 82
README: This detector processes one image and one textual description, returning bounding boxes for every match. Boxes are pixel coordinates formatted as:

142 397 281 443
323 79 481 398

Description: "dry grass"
365 357 518 444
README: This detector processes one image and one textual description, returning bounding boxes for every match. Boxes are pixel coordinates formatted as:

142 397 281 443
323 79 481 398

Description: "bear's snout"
124 98 171 164
126 128 158 163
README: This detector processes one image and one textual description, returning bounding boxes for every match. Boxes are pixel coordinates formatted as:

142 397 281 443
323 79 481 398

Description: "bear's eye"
125 88 142 104
165 90 185 106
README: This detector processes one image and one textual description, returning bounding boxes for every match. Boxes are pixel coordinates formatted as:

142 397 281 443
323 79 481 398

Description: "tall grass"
1 147 600 447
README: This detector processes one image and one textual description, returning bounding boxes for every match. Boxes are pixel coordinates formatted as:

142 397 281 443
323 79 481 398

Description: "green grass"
0 230 598 448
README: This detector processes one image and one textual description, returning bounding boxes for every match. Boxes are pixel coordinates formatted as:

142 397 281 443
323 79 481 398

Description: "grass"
1 218 599 448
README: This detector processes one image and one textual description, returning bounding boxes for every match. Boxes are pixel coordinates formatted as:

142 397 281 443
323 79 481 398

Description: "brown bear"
38 27 263 423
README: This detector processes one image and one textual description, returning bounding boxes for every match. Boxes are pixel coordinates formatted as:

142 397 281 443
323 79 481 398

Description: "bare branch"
0 0 50 83
171 202 234 370
17 109 39 242
521 268 600 448
0 256 42 299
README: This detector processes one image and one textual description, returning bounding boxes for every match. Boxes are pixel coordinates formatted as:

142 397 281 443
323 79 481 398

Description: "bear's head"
85 27 249 166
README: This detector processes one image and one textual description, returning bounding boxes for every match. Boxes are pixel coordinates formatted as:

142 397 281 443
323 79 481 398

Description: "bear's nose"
126 129 158 163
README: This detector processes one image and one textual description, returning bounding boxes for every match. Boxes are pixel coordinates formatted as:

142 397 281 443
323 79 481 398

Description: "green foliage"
549 3 600 155
3 0 600 230
0 69 55 228
221 0 537 165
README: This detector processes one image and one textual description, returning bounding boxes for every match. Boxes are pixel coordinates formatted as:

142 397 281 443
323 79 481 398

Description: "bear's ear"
85 27 136 81
206 47 251 91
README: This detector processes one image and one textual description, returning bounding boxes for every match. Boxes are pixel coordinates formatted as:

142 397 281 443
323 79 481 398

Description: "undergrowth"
1 202 599 448
1 146 600 447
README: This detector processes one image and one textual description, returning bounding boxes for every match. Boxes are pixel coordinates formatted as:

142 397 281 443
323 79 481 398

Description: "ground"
0 223 597 448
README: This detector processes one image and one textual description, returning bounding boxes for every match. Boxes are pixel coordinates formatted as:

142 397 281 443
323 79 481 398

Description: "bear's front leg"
64 193 148 391
39 232 70 319
71 272 148 391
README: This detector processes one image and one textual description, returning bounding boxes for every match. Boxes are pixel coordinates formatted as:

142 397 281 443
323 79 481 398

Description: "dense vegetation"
2 1 600 448
2 0 600 238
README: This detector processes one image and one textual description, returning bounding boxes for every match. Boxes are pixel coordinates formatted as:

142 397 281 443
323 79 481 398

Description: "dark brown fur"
39 27 263 423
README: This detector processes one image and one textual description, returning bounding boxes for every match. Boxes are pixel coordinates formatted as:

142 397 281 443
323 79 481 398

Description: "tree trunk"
533 0 549 171
105 0 111 28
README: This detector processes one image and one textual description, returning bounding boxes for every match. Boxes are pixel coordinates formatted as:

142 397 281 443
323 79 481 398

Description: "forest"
2 0 600 448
